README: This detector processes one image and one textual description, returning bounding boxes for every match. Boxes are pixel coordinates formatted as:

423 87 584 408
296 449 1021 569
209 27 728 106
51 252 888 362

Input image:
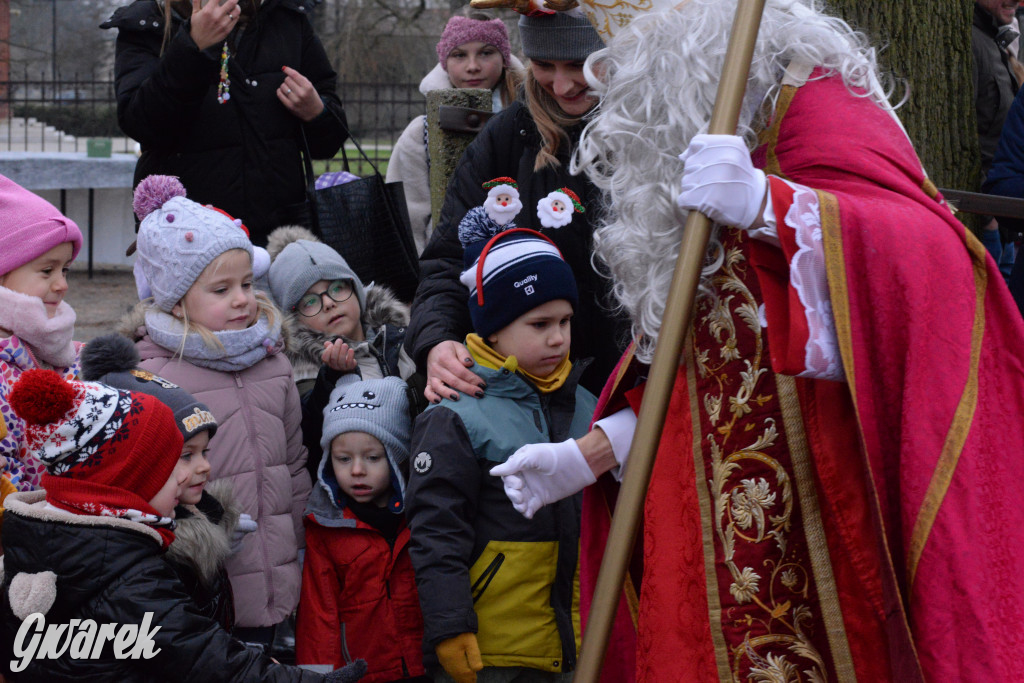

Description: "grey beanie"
320 376 411 505
133 176 254 313
518 11 604 61
268 238 366 315
80 333 218 442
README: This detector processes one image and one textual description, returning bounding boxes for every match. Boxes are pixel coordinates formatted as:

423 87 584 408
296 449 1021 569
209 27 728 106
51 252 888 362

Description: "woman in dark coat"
101 0 347 245
405 10 628 400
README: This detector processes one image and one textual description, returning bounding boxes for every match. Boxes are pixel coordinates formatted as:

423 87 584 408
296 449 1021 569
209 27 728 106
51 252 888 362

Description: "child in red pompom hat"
0 369 367 682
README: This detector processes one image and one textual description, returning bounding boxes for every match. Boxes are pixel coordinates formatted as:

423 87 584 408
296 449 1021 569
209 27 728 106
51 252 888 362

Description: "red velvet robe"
582 72 1024 681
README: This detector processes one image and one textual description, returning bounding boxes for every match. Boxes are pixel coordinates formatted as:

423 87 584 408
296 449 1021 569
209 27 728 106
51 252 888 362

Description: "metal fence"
0 72 424 174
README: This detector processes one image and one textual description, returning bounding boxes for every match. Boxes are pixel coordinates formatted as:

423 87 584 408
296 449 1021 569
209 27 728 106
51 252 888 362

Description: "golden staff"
573 1 768 680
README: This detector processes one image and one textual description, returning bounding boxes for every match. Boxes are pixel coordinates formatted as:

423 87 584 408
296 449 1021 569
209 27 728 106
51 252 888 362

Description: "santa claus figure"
482 177 523 226
536 187 584 228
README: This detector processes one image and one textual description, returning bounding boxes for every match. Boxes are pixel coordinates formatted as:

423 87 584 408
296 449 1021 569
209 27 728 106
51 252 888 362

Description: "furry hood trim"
165 480 241 587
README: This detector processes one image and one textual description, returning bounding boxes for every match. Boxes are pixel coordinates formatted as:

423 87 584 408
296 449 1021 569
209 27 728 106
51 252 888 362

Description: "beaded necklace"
217 42 231 104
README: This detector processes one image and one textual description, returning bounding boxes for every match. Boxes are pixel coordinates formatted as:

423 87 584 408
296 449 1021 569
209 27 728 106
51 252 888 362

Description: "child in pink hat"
0 172 84 492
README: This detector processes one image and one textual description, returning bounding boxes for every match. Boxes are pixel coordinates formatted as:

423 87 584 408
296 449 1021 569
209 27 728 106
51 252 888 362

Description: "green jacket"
406 360 596 673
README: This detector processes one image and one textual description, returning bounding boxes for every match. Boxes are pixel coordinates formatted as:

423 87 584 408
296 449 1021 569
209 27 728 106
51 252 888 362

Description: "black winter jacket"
0 491 323 682
404 100 628 395
972 2 1019 180
101 0 347 244
165 485 240 632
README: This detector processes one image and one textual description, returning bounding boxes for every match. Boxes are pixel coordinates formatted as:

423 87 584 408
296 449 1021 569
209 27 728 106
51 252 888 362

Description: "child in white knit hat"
0 173 84 493
122 175 309 653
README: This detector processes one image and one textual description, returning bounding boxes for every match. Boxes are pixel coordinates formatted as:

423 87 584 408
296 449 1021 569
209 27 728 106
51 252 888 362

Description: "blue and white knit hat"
459 228 578 338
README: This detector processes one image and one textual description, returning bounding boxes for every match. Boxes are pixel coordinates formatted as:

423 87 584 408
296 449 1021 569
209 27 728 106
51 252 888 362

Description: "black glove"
324 660 368 683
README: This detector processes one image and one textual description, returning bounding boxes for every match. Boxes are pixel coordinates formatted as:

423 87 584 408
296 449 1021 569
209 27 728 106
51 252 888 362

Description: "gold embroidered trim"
775 375 857 681
759 85 798 176
686 342 732 681
907 227 987 589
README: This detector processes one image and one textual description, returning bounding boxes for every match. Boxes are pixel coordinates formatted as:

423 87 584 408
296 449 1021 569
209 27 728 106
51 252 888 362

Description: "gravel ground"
65 268 141 342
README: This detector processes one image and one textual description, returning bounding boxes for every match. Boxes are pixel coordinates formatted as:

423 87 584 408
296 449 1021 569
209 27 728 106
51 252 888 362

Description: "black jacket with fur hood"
165 481 240 632
0 491 343 682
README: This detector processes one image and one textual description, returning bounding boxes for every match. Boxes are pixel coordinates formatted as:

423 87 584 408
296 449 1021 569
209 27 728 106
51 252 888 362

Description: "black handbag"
292 127 420 303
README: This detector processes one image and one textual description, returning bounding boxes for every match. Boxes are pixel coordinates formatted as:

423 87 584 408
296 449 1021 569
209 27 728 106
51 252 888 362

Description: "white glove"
230 513 258 555
677 133 767 229
490 439 596 519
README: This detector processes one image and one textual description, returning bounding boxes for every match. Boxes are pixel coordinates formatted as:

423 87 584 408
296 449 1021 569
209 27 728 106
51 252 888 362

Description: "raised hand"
278 66 326 122
321 339 357 372
189 0 240 51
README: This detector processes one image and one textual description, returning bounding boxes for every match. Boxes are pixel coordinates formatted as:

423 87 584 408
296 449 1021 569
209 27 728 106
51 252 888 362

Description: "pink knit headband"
437 16 512 69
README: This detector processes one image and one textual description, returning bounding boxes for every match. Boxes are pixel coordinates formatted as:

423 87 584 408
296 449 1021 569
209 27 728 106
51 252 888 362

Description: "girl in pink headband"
386 12 525 254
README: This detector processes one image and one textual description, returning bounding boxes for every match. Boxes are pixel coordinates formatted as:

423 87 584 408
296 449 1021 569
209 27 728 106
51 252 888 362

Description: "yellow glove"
435 632 483 683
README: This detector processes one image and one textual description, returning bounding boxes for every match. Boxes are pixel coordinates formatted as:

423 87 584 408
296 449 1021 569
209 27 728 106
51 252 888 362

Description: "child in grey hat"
266 226 426 483
296 376 426 680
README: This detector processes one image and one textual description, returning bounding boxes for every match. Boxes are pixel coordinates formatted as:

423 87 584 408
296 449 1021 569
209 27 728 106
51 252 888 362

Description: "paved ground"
65 268 140 342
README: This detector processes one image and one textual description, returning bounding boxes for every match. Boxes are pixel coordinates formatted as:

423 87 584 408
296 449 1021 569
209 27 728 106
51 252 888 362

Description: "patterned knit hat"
80 333 218 442
437 16 512 68
133 175 255 312
8 369 183 544
266 226 366 314
0 173 82 277
319 376 411 513
459 228 578 337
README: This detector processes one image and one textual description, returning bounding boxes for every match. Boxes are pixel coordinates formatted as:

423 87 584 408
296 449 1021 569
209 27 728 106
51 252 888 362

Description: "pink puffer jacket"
135 335 311 628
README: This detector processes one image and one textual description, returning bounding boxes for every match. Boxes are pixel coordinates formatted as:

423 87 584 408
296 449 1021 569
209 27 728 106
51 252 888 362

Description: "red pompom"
9 369 77 425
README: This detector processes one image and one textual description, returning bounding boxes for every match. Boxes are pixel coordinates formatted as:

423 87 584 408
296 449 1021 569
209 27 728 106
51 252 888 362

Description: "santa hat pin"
481 177 522 226
537 187 585 229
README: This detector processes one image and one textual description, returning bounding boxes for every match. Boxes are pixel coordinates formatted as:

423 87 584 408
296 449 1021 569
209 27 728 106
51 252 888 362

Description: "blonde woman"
405 10 627 404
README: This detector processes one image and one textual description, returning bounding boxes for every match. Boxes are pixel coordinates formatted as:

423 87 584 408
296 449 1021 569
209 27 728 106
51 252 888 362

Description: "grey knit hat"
320 376 411 508
133 176 254 313
518 11 604 61
80 333 218 442
267 232 366 315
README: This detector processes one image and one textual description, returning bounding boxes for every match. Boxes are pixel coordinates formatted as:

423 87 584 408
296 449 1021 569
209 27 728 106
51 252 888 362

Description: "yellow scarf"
465 334 572 394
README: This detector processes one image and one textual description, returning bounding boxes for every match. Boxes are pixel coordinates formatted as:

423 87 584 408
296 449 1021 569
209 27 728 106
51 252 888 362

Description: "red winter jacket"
296 486 425 681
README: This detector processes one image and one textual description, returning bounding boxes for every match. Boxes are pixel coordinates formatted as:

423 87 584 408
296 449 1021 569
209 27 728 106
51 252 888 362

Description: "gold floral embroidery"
694 232 830 681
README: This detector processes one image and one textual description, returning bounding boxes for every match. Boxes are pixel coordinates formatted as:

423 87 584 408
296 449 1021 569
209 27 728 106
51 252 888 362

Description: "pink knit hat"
0 174 82 277
437 16 512 69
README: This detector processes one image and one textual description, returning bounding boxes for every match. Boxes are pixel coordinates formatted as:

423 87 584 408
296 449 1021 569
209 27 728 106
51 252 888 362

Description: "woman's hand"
278 66 325 122
189 0 240 52
424 340 486 403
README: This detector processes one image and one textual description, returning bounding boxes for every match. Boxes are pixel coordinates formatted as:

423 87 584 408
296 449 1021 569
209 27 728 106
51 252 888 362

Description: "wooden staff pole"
573 1 767 680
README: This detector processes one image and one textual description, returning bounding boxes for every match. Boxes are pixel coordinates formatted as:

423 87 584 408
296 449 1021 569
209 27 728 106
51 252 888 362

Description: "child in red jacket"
296 376 426 682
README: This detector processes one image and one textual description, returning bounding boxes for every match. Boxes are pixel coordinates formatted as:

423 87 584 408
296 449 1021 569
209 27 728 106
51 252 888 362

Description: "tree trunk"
827 1 979 194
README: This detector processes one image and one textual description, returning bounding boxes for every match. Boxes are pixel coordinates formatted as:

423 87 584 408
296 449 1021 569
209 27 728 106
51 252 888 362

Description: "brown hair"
498 65 524 108
524 66 581 171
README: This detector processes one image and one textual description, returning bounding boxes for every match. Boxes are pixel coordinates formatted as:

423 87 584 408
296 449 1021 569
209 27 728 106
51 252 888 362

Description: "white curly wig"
573 0 896 362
